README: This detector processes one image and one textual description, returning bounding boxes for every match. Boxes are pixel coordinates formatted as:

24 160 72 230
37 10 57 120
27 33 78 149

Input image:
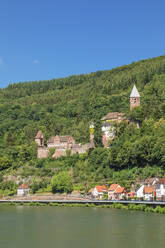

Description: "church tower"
130 85 140 110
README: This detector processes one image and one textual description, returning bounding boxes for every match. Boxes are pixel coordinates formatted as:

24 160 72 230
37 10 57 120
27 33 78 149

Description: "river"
0 206 165 248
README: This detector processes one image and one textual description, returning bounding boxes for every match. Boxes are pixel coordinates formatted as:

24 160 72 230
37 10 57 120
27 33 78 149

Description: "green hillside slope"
0 55 165 194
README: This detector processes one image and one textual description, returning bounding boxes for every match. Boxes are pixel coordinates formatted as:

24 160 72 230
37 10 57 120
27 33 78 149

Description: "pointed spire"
130 85 140 98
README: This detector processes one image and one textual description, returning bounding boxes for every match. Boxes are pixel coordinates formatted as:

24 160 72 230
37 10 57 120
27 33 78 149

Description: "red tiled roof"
114 187 126 194
144 186 154 194
18 184 29 189
95 185 107 193
156 177 165 184
108 184 120 191
88 188 94 193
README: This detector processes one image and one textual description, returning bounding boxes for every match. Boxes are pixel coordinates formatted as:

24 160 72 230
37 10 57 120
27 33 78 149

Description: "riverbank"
1 200 165 214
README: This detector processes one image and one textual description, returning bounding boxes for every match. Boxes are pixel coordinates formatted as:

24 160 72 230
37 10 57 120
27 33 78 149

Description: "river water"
0 206 165 248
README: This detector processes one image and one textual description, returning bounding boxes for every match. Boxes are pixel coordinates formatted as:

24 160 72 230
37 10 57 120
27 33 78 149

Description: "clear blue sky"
0 0 165 88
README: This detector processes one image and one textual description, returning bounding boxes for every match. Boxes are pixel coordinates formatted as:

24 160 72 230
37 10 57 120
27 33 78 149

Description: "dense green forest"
1 55 165 194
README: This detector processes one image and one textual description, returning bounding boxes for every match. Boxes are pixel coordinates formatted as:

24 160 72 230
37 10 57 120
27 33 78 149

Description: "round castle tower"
130 85 140 110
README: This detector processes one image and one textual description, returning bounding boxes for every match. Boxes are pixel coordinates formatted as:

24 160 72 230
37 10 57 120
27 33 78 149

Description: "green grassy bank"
1 202 165 214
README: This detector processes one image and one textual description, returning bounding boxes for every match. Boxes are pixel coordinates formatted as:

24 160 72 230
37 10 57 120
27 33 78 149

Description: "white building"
155 178 165 200
136 185 144 198
17 184 30 196
89 185 107 199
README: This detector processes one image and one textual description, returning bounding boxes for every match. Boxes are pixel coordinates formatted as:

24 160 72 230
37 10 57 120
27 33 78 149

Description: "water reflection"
0 206 165 248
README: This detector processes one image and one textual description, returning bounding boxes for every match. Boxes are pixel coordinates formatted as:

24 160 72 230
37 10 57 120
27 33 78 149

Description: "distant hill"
0 55 165 191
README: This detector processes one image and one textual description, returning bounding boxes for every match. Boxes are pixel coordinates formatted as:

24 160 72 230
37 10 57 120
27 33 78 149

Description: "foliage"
0 56 165 186
51 171 73 194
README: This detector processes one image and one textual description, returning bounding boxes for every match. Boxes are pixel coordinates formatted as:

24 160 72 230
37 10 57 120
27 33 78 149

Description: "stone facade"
37 146 50 159
101 112 126 147
35 129 95 159
35 130 44 147
47 135 76 149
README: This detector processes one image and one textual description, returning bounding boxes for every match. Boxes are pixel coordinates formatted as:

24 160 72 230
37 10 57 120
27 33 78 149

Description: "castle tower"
35 130 44 147
130 85 140 110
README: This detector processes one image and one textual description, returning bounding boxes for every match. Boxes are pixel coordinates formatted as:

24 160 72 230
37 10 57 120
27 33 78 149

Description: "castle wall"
52 149 66 158
37 147 50 159
35 138 42 146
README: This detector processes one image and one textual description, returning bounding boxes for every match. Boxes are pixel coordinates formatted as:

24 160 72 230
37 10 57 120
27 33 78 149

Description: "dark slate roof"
101 112 125 121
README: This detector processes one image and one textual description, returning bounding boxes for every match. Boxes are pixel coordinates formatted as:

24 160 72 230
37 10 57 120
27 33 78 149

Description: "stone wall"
37 147 50 159
130 97 140 110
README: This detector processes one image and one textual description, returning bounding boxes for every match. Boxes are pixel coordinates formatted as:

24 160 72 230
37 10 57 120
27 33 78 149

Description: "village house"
114 187 127 200
136 185 144 199
155 177 165 201
143 186 154 201
136 184 155 200
89 185 107 199
17 184 30 196
144 177 158 186
101 85 141 147
108 184 121 200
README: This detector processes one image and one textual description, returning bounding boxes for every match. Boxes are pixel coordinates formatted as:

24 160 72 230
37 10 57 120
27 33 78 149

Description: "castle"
101 85 140 146
35 85 140 157
35 124 95 159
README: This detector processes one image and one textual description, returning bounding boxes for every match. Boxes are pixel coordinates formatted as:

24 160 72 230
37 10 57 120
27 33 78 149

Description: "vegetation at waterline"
0 202 165 214
1 55 165 194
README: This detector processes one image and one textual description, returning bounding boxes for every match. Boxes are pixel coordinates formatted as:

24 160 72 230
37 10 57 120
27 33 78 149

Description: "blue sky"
0 0 165 88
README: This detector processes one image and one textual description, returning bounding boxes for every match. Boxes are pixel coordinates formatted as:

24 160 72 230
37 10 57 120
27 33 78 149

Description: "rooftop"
95 185 107 192
101 112 125 121
114 187 126 194
156 177 165 184
130 85 140 98
108 184 120 191
18 184 29 189
35 130 43 139
144 186 154 194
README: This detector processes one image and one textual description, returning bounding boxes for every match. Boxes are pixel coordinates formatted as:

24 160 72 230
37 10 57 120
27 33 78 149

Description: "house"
90 185 107 199
114 187 127 200
17 184 30 196
108 184 121 200
136 185 144 199
143 186 154 201
136 185 155 200
144 177 158 186
155 177 165 200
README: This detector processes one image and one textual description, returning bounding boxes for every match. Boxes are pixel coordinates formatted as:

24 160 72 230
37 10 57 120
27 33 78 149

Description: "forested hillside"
1 55 165 194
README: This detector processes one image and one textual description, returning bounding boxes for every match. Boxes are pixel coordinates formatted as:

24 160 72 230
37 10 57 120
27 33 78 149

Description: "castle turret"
130 85 140 110
35 130 44 147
